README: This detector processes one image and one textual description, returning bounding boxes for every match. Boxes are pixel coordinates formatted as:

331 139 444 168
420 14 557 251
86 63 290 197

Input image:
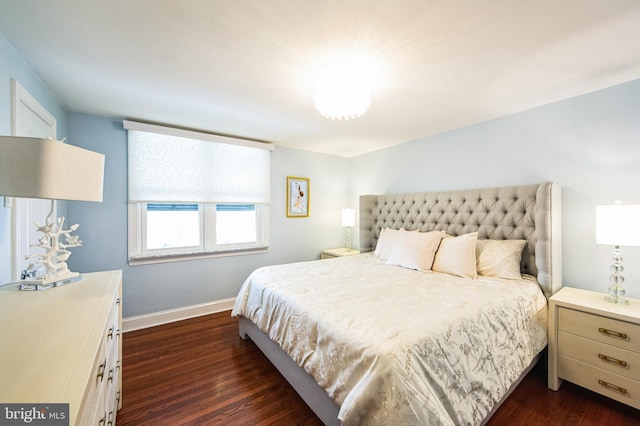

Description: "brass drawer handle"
598 353 628 367
598 327 628 339
598 379 628 395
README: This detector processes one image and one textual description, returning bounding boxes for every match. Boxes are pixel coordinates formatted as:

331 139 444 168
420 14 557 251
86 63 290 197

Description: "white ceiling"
1 1 640 157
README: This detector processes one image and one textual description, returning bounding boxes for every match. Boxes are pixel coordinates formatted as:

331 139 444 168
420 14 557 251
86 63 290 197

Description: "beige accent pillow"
432 232 479 279
476 239 527 280
386 229 446 272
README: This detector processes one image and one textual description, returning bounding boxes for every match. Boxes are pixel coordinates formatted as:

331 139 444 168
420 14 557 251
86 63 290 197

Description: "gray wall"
65 114 350 317
351 79 640 299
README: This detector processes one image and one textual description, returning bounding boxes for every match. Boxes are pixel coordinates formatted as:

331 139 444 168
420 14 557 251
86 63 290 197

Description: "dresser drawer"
105 296 120 376
78 280 122 425
559 331 640 381
558 355 640 409
105 366 120 426
103 295 121 426
78 333 108 425
558 307 640 353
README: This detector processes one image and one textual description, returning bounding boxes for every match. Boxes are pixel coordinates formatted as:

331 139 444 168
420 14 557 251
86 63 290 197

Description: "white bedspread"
232 253 548 425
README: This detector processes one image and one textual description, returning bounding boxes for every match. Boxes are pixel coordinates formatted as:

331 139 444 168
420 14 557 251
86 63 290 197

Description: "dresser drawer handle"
598 327 628 339
107 326 114 339
98 412 107 426
598 379 628 395
97 359 107 381
598 353 628 367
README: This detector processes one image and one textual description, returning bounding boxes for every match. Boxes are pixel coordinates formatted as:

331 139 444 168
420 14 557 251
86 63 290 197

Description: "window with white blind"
124 120 273 264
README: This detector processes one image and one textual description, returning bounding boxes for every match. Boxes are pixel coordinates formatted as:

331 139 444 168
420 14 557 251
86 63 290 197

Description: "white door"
10 79 57 280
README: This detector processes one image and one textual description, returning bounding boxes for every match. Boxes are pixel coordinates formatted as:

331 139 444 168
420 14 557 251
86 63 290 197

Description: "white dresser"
548 286 640 409
0 270 123 425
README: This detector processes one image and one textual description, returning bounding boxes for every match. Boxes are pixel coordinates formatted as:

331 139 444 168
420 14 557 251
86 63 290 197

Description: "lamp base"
605 290 629 305
604 295 629 305
604 246 629 305
16 272 82 291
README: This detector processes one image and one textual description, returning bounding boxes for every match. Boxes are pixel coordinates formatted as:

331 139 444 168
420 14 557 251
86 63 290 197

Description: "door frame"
10 79 57 280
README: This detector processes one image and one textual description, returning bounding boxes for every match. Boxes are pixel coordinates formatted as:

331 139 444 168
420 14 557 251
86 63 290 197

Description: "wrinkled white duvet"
232 253 547 425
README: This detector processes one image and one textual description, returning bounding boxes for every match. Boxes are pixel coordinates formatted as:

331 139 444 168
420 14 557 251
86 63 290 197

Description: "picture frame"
286 176 309 217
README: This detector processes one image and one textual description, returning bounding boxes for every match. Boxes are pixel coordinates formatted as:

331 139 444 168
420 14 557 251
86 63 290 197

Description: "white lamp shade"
596 204 640 247
342 208 355 227
0 136 104 202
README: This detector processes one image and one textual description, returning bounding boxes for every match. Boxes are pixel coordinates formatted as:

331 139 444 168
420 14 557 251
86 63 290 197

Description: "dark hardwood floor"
117 311 639 426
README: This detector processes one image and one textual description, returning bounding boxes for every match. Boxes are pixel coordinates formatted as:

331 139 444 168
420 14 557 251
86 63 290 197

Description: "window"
215 204 257 245
146 204 200 250
125 121 273 264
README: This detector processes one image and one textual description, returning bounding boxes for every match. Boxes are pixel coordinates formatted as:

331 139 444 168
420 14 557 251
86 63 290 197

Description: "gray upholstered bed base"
238 182 562 425
239 316 341 425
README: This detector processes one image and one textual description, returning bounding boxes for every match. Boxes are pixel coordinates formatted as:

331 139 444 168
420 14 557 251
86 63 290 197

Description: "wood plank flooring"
116 311 639 426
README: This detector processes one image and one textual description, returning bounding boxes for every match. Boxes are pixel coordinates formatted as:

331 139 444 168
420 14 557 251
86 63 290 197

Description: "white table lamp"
0 136 105 290
342 208 355 250
596 203 640 304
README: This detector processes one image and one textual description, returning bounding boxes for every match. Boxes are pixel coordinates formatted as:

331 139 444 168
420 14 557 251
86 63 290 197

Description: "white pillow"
374 228 400 260
476 239 527 280
432 232 478 279
386 229 446 272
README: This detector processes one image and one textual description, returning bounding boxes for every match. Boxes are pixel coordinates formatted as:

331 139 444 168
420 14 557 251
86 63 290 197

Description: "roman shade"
124 120 273 204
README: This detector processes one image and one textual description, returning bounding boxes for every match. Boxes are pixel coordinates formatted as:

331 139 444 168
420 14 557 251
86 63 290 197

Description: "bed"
232 182 562 425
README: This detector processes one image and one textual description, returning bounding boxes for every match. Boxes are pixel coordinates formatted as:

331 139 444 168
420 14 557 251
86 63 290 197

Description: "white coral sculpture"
24 216 82 281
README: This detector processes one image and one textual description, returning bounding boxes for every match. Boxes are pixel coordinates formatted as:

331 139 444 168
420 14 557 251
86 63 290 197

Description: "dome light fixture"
315 58 371 120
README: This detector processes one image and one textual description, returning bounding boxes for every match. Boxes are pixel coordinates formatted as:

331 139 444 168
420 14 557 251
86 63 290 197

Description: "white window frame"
124 120 273 265
128 203 269 265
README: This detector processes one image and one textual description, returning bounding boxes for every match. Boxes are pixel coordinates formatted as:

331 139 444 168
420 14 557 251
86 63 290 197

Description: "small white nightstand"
320 248 360 259
548 286 640 409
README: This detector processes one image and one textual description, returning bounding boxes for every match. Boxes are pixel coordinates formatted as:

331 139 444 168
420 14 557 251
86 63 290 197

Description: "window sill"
128 246 269 266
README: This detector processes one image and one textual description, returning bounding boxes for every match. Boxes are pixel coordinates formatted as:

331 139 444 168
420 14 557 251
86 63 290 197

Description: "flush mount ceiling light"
315 59 371 120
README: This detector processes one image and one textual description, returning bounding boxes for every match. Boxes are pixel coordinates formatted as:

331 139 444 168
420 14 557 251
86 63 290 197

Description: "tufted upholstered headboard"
359 182 562 298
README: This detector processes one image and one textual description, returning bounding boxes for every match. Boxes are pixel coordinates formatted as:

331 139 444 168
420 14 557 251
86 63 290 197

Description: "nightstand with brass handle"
548 286 640 409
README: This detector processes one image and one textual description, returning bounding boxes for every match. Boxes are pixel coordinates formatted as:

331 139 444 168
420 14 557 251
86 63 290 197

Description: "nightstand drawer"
558 355 640 409
559 331 640 381
558 307 640 353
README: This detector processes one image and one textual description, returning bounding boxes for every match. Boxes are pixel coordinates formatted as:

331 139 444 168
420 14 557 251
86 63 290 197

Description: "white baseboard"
123 298 236 332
